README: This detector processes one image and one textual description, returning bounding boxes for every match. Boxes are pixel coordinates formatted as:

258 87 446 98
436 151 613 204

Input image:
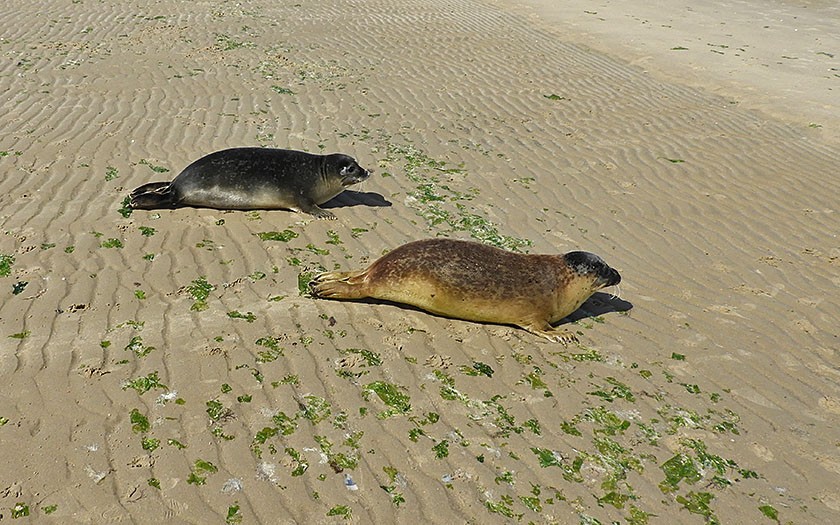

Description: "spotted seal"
310 238 621 343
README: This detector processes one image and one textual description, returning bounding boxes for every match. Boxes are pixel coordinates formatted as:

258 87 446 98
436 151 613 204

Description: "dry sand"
1 0 838 523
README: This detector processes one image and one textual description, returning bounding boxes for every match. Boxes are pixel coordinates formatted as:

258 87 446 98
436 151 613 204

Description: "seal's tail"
129 182 176 209
309 270 369 299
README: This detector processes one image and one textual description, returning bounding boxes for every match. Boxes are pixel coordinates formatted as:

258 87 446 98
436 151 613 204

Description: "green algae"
363 381 410 419
129 408 150 433
227 310 256 322
256 230 298 242
187 276 214 311
125 336 154 358
0 254 14 277
123 371 167 394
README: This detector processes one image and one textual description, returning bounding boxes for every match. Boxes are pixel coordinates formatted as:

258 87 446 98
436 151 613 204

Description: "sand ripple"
0 0 838 523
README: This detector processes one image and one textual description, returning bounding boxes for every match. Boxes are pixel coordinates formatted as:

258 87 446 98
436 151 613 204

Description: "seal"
128 147 370 219
310 238 621 344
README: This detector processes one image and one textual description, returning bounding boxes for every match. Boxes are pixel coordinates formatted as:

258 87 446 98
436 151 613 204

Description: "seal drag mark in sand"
129 147 370 219
310 238 621 344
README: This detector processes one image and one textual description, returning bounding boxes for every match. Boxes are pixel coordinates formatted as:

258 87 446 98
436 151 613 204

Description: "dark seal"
128 147 370 219
310 238 621 344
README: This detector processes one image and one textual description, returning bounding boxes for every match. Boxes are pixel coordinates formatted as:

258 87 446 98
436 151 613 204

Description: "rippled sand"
1 0 838 523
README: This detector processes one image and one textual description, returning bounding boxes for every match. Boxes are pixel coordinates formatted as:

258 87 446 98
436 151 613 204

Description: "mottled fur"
310 238 621 343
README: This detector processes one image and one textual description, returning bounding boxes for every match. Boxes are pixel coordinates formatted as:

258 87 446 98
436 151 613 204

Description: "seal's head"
563 251 621 290
328 154 370 187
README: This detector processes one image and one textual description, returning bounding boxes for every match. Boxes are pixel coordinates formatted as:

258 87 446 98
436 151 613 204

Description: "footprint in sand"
424 354 452 369
750 442 775 462
818 491 840 511
818 395 840 414
335 353 365 372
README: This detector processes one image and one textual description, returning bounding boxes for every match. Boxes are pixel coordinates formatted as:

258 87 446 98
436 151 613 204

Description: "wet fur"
128 147 369 219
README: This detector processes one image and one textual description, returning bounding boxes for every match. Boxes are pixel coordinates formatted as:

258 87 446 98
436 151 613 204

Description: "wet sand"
1 0 838 523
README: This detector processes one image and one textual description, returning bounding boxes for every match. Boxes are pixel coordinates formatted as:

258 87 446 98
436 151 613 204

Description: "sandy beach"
1 0 838 523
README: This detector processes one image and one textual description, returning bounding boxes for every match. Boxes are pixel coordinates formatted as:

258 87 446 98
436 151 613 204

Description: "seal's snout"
600 267 621 288
591 264 620 290
356 166 372 183
337 157 371 186
343 168 370 186
564 251 621 288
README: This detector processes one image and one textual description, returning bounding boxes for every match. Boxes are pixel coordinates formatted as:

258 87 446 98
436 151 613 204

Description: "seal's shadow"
322 190 391 210
560 292 633 325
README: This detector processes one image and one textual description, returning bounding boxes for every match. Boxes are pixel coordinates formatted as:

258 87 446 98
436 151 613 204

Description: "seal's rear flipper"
310 270 368 299
129 182 176 209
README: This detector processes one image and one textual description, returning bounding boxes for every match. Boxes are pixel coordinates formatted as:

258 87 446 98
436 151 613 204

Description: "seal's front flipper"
129 182 176 209
522 321 579 346
298 201 337 220
550 329 579 346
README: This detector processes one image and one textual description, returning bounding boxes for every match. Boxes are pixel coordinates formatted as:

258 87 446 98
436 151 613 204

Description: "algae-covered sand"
1 0 839 523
